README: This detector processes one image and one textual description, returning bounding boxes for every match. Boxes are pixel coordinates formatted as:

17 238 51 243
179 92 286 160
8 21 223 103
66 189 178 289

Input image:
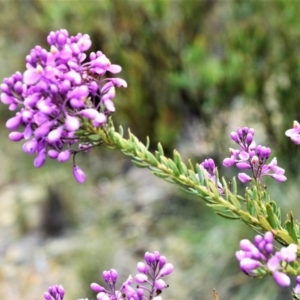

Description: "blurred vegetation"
1 0 300 299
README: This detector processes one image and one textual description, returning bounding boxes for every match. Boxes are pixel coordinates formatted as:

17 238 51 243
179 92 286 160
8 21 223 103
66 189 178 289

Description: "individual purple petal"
273 271 290 287
6 114 22 130
1 93 15 105
230 131 239 143
271 173 287 182
107 64 122 74
159 263 173 277
48 126 64 143
137 262 149 274
238 151 250 160
22 139 38 154
110 269 118 283
34 121 52 138
67 85 89 99
158 256 167 268
23 124 33 140
57 150 71 162
97 292 110 300
254 234 263 245
34 149 47 168
65 115 80 131
223 157 235 167
44 292 52 300
77 34 92 52
267 256 280 272
238 173 252 183
23 67 42 85
57 285 65 300
92 113 107 127
48 149 59 159
9 131 24 141
277 244 297 262
154 279 168 290
265 243 273 254
90 283 105 293
290 134 300 145
110 78 127 88
135 274 148 283
294 284 300 295
144 252 156 265
104 99 115 112
80 108 98 119
240 258 261 272
73 165 86 183
236 162 251 169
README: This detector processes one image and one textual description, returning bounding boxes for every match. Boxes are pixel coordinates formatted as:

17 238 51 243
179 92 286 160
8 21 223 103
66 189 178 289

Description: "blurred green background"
1 0 300 299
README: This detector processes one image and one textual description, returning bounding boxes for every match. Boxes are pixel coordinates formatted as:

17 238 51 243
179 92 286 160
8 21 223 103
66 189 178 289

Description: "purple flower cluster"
236 232 297 287
286 120 300 145
223 127 286 183
44 285 65 300
199 158 224 194
1 29 127 183
91 251 173 300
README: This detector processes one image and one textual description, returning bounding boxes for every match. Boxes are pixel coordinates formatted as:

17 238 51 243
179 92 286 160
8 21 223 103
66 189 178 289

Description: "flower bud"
90 283 105 293
137 262 149 274
73 165 86 183
273 271 290 287
135 274 148 283
159 263 173 277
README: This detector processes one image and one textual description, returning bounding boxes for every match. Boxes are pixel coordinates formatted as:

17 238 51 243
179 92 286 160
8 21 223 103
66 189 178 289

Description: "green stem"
82 120 298 249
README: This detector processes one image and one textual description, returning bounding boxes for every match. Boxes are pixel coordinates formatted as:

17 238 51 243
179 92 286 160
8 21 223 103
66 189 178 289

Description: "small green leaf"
118 125 124 137
146 152 158 166
131 160 148 168
157 143 164 156
146 136 150 149
284 220 298 243
239 210 254 223
276 230 296 245
88 134 101 141
207 181 220 198
152 171 170 179
232 177 238 195
257 214 273 231
216 211 240 220
228 194 241 210
266 203 281 229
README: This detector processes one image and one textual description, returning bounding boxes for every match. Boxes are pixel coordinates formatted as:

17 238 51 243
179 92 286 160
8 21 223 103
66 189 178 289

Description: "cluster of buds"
1 29 127 183
90 251 173 300
223 127 286 183
236 232 298 287
44 285 65 300
199 158 224 194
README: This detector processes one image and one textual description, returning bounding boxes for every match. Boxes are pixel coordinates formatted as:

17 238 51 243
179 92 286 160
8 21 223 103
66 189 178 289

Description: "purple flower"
198 158 224 194
273 271 291 287
223 127 286 184
294 276 300 295
44 285 65 300
1 29 127 183
73 165 86 183
286 120 300 144
236 232 297 288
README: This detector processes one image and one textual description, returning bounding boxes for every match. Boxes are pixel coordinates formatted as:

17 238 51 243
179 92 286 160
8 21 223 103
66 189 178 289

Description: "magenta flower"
1 29 127 183
223 127 286 184
286 120 300 145
198 158 224 194
236 232 297 287
89 251 173 300
44 285 65 300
